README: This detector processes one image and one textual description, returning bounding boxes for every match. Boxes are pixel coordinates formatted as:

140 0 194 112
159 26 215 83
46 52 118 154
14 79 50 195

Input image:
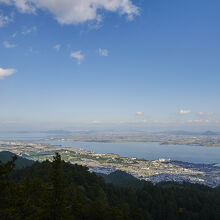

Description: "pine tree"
0 155 16 218
48 153 65 220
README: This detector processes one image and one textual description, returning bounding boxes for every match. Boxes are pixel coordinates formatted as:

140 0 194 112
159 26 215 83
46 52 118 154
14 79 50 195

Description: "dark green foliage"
0 155 17 218
99 170 146 189
48 153 65 220
0 151 34 169
0 152 220 220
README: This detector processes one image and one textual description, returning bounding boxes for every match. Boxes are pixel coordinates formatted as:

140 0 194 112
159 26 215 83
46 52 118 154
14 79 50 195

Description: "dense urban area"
1 141 219 187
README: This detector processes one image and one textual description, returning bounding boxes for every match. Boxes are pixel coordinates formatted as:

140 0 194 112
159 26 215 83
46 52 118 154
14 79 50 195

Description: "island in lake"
41 130 220 147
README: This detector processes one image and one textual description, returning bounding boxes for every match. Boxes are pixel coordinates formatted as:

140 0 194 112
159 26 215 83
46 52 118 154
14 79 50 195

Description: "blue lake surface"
40 140 220 164
1 134 220 164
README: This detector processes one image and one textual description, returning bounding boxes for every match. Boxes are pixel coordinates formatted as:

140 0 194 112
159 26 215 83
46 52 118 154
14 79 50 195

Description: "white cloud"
187 119 210 124
54 44 61 51
11 32 17 38
0 11 13 27
198 112 213 116
0 0 35 13
70 51 84 64
98 48 109 56
0 0 139 25
92 120 101 124
179 109 192 115
29 46 39 54
136 112 143 116
0 67 16 80
22 26 37 35
0 0 10 3
3 41 16 48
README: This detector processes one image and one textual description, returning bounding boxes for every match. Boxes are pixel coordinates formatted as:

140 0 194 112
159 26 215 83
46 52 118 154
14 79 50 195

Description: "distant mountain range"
41 130 72 135
162 130 220 136
0 129 72 135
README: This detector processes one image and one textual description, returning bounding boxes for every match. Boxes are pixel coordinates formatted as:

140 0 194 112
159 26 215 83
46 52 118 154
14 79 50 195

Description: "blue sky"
0 0 220 131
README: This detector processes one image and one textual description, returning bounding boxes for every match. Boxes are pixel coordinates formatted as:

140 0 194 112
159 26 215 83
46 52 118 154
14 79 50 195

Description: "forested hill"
98 170 145 189
0 151 34 169
0 153 220 219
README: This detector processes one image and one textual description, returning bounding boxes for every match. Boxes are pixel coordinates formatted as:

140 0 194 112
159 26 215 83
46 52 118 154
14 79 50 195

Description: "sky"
0 0 220 131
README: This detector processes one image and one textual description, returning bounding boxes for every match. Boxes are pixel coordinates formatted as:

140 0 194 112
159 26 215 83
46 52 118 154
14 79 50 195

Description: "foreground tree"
49 153 65 220
0 156 16 218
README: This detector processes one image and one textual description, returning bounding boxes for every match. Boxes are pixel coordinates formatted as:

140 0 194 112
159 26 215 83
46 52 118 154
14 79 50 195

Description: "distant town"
42 130 220 147
1 141 219 187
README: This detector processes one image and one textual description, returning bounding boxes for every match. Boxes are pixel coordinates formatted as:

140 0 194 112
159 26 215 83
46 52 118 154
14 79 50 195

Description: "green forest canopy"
0 152 220 220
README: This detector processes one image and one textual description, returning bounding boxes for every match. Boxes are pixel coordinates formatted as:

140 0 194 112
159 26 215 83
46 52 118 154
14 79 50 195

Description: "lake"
1 133 220 164
40 140 220 164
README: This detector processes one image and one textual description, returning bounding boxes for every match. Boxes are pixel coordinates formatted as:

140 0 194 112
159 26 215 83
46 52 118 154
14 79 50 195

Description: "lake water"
1 134 220 164
40 140 220 164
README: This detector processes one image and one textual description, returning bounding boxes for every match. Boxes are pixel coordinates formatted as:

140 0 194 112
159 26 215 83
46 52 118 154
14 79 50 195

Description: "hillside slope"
0 151 34 169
